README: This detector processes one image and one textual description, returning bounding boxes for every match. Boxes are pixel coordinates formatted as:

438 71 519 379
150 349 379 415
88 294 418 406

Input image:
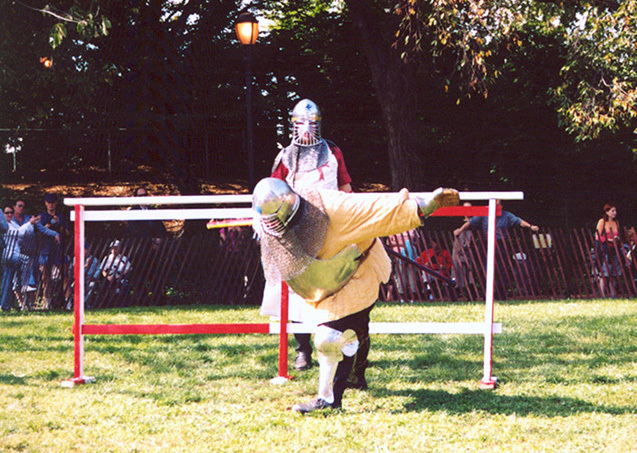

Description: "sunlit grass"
1 299 636 452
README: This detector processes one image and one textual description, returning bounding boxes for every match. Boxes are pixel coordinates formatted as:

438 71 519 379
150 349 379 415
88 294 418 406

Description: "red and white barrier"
61 191 522 388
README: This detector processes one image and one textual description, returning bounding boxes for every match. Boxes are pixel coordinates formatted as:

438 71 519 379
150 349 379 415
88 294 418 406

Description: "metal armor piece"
314 327 359 404
252 178 301 236
258 185 330 283
291 99 322 146
415 187 460 222
315 326 359 360
255 181 364 305
280 140 330 176
286 244 362 304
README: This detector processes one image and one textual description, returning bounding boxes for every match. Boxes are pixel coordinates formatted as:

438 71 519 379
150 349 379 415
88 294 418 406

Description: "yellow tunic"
311 188 422 322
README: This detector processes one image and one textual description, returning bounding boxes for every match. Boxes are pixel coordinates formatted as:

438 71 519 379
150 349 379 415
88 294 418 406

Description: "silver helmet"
252 178 301 236
291 99 322 146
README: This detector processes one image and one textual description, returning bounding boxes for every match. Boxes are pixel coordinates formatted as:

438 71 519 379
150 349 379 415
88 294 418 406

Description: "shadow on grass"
376 314 637 382
379 387 636 416
0 374 29 385
0 334 72 353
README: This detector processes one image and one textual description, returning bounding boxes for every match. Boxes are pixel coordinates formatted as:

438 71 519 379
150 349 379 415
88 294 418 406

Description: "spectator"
126 186 167 304
454 199 538 299
219 226 250 304
452 202 477 300
11 199 40 310
1 205 37 311
417 240 454 300
36 192 71 309
126 186 167 242
594 203 622 298
386 232 419 302
98 240 132 298
417 241 453 279
64 243 101 309
0 211 7 305
624 227 637 287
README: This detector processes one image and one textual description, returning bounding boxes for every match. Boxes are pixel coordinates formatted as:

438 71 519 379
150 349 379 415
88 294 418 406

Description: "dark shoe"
293 351 312 371
345 375 368 390
292 398 333 414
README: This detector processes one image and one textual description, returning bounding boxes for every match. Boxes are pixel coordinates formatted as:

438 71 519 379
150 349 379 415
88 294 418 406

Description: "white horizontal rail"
64 194 253 206
70 208 254 222
277 322 502 335
64 191 523 207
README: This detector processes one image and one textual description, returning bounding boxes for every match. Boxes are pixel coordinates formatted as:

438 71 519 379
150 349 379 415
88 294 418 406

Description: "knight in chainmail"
267 99 353 374
252 177 459 413
271 99 352 194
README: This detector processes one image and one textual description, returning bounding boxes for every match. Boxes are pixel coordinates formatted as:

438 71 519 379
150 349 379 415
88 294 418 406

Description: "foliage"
0 300 636 451
262 0 389 182
1 0 259 189
552 1 637 140
13 0 111 48
395 0 637 141
1 0 123 171
3 0 637 221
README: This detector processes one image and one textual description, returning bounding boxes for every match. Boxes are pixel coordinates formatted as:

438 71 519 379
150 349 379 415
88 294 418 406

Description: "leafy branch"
14 0 111 48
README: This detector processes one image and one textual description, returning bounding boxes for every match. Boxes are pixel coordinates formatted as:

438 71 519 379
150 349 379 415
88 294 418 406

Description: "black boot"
346 333 369 390
294 332 313 370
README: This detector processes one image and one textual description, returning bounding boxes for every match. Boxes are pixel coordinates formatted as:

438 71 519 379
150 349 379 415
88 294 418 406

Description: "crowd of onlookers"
383 201 637 302
3 188 637 312
0 194 67 311
0 187 166 312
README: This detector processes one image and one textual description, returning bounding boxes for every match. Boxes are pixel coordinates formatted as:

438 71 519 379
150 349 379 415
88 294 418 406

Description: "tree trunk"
345 0 422 190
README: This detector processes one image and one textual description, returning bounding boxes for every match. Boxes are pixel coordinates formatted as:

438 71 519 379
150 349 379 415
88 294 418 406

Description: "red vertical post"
73 204 84 379
63 204 92 386
277 281 291 379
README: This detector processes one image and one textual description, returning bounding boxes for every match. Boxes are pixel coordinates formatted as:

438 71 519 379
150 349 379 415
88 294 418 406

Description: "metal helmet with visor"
291 99 322 146
252 178 301 236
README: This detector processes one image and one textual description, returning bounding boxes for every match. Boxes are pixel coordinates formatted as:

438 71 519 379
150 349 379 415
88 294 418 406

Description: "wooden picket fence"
5 226 637 311
381 227 637 302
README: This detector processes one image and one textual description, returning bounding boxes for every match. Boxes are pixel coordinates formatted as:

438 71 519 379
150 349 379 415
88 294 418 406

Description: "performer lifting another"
252 177 459 413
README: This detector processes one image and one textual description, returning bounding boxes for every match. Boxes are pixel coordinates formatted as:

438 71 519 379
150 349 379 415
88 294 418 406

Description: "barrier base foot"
270 375 293 385
61 376 95 388
479 377 498 389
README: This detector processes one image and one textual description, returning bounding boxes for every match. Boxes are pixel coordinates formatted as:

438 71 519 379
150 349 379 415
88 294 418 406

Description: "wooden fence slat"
17 226 637 311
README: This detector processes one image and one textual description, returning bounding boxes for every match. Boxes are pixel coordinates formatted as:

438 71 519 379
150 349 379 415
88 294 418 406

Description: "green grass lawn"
1 299 636 452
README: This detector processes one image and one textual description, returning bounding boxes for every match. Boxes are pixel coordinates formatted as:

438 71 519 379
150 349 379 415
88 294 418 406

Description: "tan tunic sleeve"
309 188 422 322
316 188 421 259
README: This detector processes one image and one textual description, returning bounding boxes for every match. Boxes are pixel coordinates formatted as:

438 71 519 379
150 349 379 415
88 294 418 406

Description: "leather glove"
416 188 460 222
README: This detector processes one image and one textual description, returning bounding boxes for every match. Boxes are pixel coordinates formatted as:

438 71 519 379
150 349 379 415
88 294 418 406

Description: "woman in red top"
595 204 622 297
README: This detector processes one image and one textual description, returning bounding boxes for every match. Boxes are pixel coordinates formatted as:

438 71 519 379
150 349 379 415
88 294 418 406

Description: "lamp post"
235 12 259 190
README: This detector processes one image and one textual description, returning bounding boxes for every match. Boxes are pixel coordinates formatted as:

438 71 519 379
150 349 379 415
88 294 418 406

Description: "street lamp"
235 12 259 190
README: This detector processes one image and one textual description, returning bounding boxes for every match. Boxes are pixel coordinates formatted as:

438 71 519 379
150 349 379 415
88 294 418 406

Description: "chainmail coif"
259 188 329 284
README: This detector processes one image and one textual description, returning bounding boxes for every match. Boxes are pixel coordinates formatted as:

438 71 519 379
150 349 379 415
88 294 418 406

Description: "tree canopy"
394 0 637 141
2 0 637 226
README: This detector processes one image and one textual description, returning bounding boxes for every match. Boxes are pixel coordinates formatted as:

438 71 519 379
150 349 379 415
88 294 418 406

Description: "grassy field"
1 299 636 452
